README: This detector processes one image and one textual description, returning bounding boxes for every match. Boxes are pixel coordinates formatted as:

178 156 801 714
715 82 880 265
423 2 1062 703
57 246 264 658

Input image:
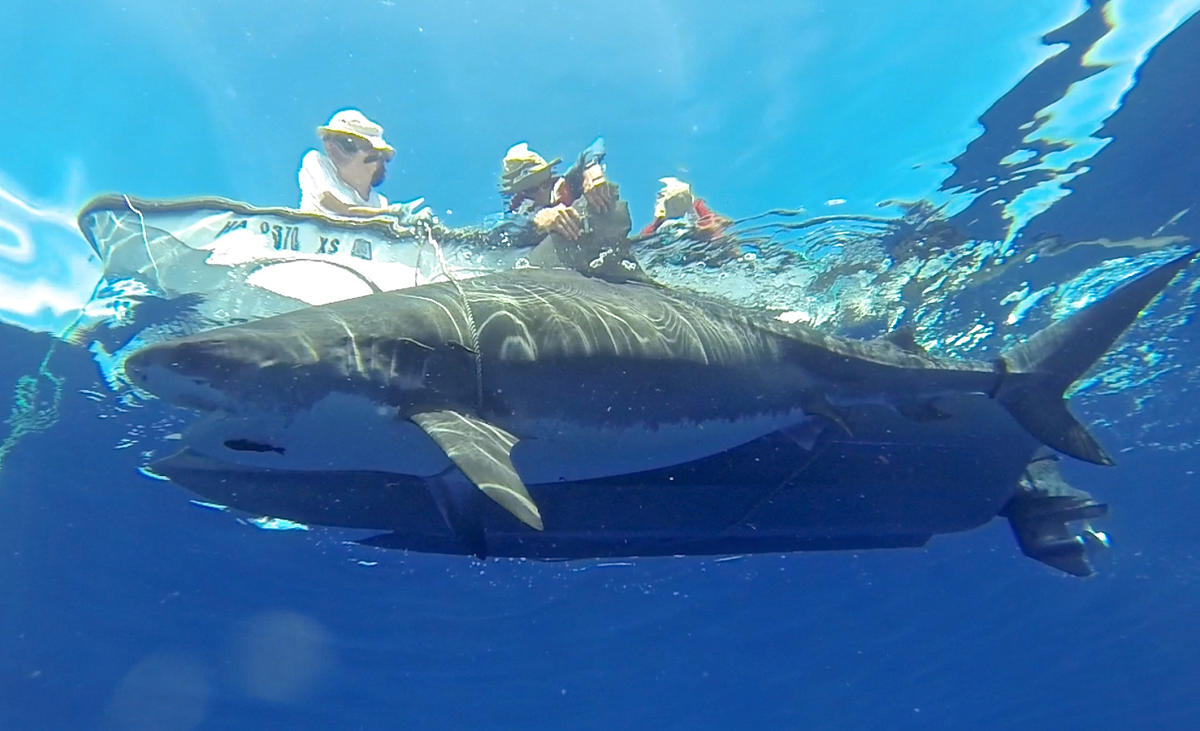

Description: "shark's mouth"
171 383 232 412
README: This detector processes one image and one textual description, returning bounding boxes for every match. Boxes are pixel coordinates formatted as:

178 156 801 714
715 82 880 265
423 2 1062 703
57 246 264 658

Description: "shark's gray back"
214 268 997 427
308 268 963 372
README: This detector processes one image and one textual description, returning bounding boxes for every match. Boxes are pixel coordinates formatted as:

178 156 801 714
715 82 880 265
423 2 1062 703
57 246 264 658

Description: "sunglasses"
334 135 393 163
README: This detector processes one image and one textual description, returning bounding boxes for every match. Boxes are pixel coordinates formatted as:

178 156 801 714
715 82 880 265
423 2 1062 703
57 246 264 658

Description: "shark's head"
124 329 298 413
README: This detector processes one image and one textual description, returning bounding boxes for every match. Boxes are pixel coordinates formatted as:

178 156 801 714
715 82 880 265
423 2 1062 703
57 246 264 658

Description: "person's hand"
581 163 612 212
384 202 415 222
387 199 437 225
407 206 436 223
388 219 414 238
533 204 583 240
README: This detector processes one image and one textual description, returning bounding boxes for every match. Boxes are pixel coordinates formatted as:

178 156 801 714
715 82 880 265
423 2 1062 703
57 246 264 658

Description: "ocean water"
2 1 1199 729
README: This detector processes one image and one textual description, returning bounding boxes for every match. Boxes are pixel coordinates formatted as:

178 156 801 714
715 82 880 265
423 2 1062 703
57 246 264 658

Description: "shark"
124 249 1196 556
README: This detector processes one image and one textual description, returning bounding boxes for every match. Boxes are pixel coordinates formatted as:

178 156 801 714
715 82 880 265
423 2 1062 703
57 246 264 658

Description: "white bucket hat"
499 143 562 195
318 109 394 154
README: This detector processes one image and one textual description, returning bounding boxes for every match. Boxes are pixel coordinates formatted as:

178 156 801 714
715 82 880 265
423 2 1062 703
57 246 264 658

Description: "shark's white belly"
508 411 812 482
180 393 452 475
176 392 812 483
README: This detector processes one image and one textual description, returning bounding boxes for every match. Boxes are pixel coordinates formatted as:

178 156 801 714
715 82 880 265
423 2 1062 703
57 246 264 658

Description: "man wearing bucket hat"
494 137 614 246
299 108 421 219
638 176 731 241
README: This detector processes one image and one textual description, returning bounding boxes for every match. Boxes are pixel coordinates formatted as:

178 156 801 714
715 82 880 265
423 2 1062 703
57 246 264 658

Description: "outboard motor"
1002 452 1109 577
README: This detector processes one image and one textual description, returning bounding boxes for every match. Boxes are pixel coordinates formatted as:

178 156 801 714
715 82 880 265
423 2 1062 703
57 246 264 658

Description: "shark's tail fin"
996 250 1196 465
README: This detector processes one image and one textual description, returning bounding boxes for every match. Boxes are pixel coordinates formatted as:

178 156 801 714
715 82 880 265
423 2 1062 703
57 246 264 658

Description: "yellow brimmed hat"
499 143 562 195
655 176 694 218
318 109 394 155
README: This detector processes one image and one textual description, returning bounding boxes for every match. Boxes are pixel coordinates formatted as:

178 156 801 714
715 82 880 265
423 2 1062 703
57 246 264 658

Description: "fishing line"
0 345 65 472
0 257 112 472
124 194 163 284
422 223 483 410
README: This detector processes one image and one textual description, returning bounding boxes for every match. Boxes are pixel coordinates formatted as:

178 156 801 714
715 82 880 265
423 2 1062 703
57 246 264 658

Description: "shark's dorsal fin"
527 184 657 285
410 410 544 531
884 327 927 355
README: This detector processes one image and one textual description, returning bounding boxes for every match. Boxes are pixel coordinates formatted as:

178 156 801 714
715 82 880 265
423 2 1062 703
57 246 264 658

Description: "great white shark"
124 249 1196 555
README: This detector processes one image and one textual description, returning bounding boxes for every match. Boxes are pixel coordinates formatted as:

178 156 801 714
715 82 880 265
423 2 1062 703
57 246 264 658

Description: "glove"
581 163 612 212
533 204 583 241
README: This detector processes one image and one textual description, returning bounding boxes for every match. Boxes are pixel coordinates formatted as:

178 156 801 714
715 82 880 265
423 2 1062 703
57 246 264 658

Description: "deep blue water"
3 1 1200 729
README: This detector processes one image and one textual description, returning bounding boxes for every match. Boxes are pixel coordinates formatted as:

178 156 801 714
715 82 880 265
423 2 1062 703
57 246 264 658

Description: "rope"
0 347 64 471
421 223 483 411
123 195 162 284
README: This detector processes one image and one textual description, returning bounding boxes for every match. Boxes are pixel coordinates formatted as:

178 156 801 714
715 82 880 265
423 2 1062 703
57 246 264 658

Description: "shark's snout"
124 341 236 412
123 349 158 387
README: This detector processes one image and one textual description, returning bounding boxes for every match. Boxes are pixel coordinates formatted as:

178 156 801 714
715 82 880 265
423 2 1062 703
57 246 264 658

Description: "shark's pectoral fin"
410 410 544 531
801 393 852 436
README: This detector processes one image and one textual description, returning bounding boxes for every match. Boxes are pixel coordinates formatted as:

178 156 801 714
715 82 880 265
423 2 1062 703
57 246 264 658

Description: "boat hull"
151 395 1047 559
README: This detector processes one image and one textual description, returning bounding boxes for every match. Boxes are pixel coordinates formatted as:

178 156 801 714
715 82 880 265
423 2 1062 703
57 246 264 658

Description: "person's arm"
322 194 431 220
638 217 665 238
316 192 392 217
486 203 583 247
486 207 545 248
692 197 732 239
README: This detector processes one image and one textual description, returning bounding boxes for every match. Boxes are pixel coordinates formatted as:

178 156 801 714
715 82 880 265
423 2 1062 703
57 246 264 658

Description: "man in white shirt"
298 109 398 217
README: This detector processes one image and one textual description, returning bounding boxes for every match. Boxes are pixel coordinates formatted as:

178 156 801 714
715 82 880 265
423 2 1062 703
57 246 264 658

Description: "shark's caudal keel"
125 250 1197 550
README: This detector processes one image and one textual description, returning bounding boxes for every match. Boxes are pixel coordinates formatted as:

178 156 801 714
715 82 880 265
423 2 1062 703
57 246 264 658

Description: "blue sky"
2 0 1196 332
2 0 1087 220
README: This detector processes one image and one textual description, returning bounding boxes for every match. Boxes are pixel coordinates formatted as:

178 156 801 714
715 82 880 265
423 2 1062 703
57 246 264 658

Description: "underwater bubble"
231 610 332 704
103 651 210 731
